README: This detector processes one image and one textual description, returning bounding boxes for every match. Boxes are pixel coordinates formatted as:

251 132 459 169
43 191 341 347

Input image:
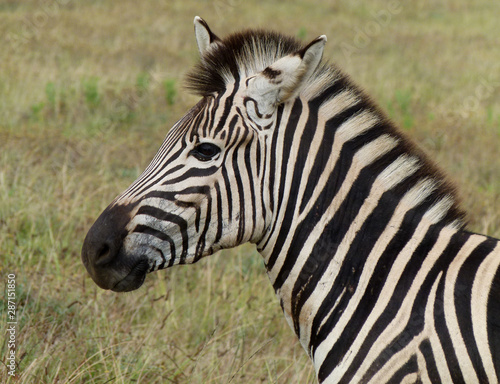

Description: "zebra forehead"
185 29 305 97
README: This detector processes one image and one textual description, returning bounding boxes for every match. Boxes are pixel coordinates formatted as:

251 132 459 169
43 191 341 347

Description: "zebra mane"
185 29 467 228
185 29 307 96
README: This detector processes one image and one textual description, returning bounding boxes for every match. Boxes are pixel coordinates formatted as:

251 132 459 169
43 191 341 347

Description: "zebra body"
82 17 500 383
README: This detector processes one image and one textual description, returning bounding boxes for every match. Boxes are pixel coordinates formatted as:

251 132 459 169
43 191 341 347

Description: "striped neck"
255 69 465 352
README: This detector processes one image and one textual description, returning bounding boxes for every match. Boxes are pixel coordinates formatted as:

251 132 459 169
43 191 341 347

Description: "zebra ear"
246 35 327 114
194 16 220 56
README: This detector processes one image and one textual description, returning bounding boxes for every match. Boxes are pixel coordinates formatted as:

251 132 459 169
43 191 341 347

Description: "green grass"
1 1 499 383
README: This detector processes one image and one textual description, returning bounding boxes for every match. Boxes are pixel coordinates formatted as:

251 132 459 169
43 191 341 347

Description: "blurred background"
1 1 499 382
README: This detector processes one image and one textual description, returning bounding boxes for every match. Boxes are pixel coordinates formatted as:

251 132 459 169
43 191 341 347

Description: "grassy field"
1 0 499 382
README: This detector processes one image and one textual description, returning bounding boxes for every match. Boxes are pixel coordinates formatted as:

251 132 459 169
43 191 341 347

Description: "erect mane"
185 29 304 96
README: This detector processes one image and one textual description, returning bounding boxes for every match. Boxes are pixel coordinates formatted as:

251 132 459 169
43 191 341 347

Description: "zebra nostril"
97 243 110 258
95 242 113 265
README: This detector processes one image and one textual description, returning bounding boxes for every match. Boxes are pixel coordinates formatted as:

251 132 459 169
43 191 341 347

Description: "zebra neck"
256 73 466 351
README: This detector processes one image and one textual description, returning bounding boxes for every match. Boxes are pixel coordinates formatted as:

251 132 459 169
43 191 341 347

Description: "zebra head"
81 17 326 292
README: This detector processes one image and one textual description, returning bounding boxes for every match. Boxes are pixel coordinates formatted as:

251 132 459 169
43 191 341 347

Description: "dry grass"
1 1 499 383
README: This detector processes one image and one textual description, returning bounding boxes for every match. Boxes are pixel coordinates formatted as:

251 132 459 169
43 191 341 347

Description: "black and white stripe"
82 17 500 383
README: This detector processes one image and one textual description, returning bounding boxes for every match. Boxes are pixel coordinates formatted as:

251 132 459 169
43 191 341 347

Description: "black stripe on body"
298 108 369 214
297 79 354 215
233 127 248 243
270 98 319 270
243 134 257 240
267 94 364 272
264 104 285 229
330 231 470 382
433 263 466 384
356 233 470 383
255 128 262 176
455 238 494 382
292 173 403 339
259 135 267 226
272 119 394 293
419 338 441 383
263 98 303 264
487 241 500 379
308 196 431 356
214 182 223 244
386 355 421 384
276 139 403 302
342 231 470 382
317 223 443 381
313 172 432 337
221 166 233 223
321 198 428 346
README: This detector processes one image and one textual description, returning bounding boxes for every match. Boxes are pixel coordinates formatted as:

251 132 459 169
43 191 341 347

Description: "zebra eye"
190 142 221 161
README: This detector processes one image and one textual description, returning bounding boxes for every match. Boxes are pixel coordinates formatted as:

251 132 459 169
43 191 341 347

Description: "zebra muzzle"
81 202 147 292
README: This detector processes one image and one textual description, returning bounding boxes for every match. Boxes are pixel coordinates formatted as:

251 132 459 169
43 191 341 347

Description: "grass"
1 1 499 383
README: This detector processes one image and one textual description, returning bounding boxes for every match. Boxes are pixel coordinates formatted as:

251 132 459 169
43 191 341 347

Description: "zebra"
82 17 500 383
